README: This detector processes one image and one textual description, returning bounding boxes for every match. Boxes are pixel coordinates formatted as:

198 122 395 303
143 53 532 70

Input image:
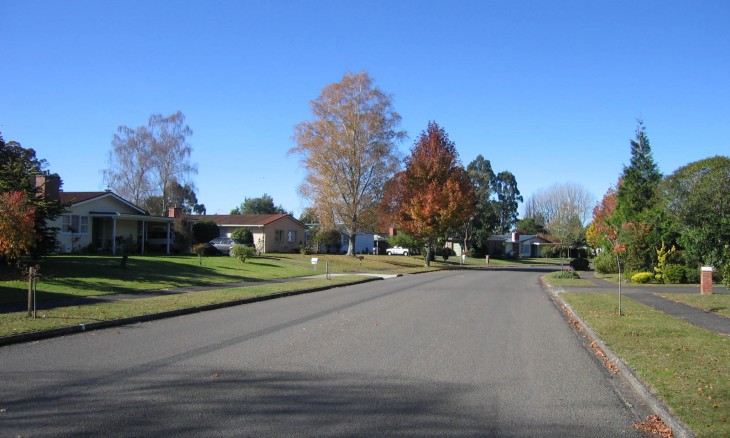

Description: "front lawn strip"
657 294 730 319
0 276 365 339
544 271 595 287
562 292 730 438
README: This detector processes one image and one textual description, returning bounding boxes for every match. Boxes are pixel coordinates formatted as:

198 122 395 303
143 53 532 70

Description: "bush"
231 228 254 245
593 251 619 274
230 245 256 263
631 272 654 284
664 264 685 284
192 220 220 244
554 270 580 279
685 266 701 284
569 258 590 271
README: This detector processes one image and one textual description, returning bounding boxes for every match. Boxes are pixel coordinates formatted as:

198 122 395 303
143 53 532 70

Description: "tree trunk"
424 241 433 267
347 233 356 257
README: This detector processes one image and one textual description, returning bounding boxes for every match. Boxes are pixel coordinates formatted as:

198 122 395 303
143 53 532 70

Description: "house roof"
189 214 308 228
59 191 148 215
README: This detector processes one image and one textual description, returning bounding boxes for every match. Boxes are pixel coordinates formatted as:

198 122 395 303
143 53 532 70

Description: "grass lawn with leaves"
658 293 730 318
562 292 730 437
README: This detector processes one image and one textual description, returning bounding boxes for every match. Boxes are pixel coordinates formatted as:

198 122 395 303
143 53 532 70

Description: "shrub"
593 251 619 274
664 264 685 284
192 220 220 244
299 244 310 256
685 266 701 284
631 272 654 284
231 228 254 245
231 244 256 263
554 270 580 279
569 258 590 271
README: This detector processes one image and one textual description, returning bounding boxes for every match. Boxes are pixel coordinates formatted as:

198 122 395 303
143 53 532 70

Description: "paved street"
0 269 647 437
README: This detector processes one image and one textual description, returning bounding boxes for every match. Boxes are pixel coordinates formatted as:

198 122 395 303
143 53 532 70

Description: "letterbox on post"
700 266 713 294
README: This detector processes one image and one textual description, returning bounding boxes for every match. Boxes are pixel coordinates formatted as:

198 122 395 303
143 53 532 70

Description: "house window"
274 230 283 243
521 243 530 256
287 230 297 243
62 215 89 234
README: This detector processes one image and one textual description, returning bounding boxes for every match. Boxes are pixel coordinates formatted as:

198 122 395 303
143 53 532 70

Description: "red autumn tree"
383 122 475 266
586 183 618 250
0 191 37 262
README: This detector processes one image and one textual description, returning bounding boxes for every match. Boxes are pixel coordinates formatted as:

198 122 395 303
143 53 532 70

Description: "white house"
52 190 175 254
487 232 555 258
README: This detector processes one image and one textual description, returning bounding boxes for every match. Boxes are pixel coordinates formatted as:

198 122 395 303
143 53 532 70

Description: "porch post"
141 221 146 255
112 217 117 255
166 222 171 255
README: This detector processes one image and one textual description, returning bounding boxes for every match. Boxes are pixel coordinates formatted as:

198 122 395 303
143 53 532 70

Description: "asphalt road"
0 268 647 437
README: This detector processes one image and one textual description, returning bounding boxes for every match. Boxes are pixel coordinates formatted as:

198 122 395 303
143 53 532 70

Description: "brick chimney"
512 231 520 242
168 207 182 218
389 227 397 237
35 174 60 201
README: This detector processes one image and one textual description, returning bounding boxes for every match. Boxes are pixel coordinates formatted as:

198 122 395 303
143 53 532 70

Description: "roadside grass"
544 271 595 287
562 293 730 437
657 294 730 318
0 255 318 305
0 275 366 337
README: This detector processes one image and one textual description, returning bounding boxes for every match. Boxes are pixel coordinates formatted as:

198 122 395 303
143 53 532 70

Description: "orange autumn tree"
0 191 36 262
383 122 475 266
291 72 405 256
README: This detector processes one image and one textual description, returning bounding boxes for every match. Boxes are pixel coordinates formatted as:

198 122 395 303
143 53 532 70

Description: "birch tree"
291 72 405 256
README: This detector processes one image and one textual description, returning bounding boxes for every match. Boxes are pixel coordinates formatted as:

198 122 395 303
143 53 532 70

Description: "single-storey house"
52 190 175 255
189 214 309 254
338 228 376 255
487 232 555 258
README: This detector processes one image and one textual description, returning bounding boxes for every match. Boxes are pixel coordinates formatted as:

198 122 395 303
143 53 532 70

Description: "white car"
386 246 410 256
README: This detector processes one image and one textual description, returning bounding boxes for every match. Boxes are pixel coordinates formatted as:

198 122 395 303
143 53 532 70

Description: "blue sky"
2 1 728 217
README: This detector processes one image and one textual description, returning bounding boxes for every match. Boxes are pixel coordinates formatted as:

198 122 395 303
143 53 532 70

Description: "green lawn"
543 271 595 287
658 293 730 318
562 293 730 437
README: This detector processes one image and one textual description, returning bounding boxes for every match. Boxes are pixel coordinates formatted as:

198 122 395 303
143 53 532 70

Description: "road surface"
0 268 647 437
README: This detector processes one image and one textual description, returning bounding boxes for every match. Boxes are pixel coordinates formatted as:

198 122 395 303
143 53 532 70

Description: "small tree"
0 191 36 262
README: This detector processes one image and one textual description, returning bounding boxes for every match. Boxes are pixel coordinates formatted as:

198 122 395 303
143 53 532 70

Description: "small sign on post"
461 254 467 265
311 257 319 270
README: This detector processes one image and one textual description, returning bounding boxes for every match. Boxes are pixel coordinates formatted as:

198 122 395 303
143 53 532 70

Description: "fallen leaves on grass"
633 415 672 437
590 340 619 375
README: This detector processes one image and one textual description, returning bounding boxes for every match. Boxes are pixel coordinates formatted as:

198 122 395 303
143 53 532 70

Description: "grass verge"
657 294 730 318
0 276 365 338
543 271 595 287
562 292 730 437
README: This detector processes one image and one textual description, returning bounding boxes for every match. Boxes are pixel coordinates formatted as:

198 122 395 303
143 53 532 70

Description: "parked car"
386 246 410 256
208 237 248 255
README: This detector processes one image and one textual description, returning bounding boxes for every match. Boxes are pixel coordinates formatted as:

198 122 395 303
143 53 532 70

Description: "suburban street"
1 269 648 437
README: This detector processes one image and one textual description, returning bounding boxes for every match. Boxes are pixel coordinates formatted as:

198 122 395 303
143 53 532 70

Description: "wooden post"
27 267 35 318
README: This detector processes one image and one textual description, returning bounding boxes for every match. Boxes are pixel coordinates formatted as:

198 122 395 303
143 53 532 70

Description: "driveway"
0 269 647 437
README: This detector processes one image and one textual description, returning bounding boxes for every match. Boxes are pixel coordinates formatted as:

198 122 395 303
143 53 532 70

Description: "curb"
539 276 695 438
0 276 383 347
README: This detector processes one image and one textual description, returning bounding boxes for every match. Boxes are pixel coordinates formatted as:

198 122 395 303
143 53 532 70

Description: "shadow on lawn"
0 255 264 307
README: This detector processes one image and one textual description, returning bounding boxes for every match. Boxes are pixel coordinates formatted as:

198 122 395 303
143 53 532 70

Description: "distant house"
487 232 555 257
189 214 308 254
338 228 376 255
51 189 175 255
